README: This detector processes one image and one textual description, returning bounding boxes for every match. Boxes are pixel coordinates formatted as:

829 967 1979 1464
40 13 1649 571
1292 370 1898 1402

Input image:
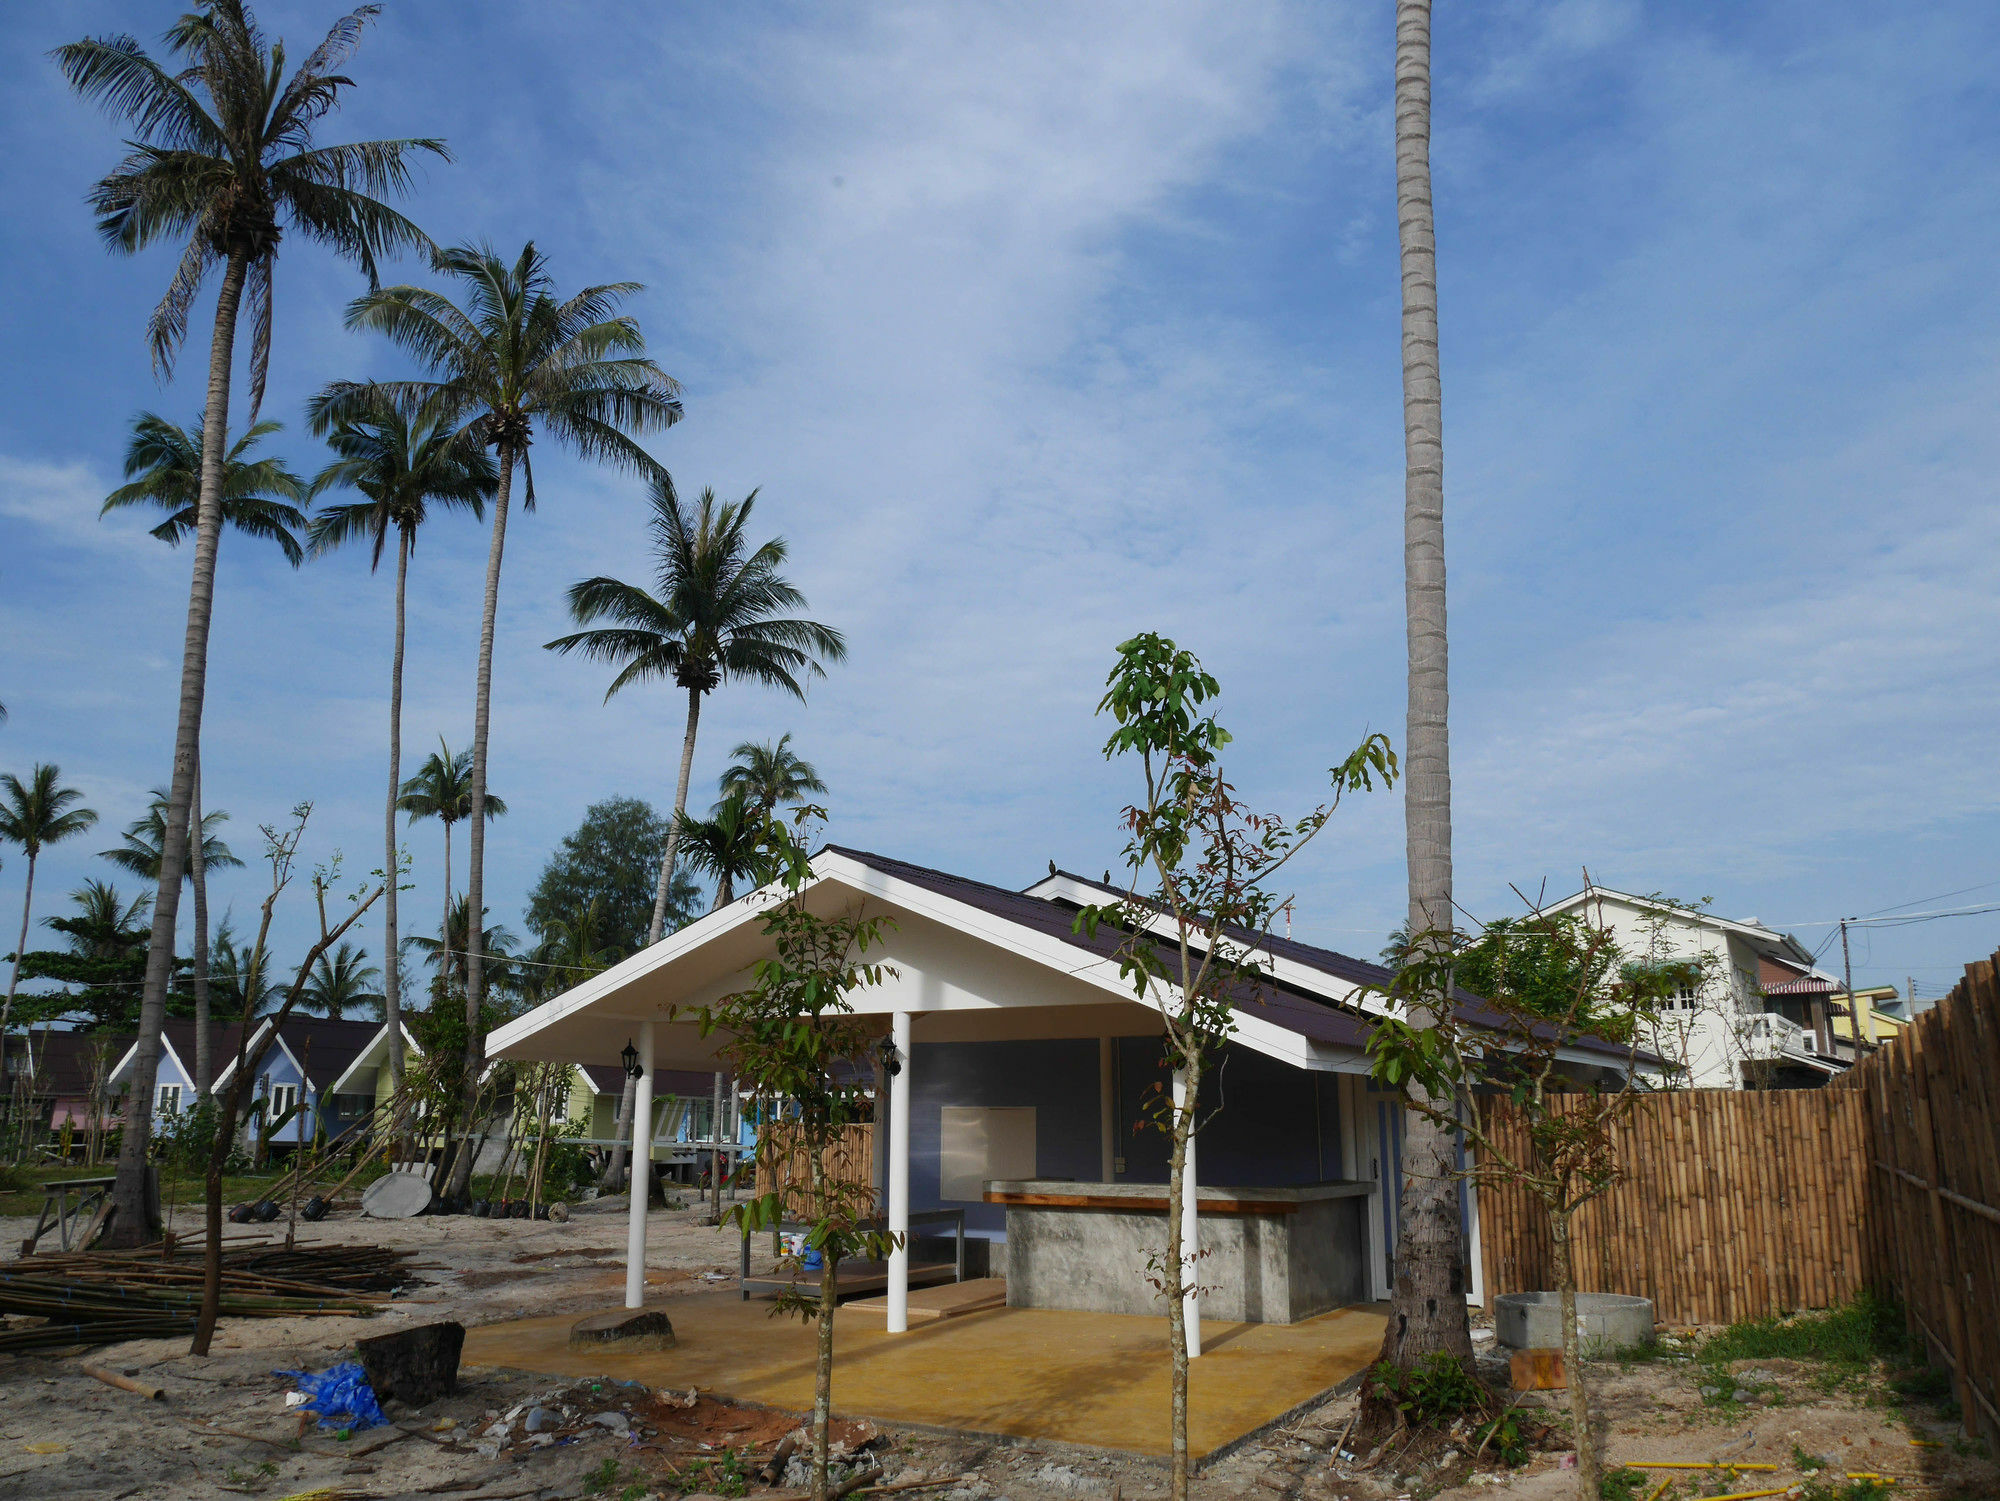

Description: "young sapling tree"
1072 634 1395 1501
191 804 386 1357
698 809 898 1501
1363 884 1702 1495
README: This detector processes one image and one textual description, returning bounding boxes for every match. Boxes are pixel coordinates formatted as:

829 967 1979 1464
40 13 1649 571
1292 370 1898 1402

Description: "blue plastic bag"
275 1360 388 1431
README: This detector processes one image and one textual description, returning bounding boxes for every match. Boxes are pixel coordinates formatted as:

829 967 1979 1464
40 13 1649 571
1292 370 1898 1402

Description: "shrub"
1370 1352 1489 1426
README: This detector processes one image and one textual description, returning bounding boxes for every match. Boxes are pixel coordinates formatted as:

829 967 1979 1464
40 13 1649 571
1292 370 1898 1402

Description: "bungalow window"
329 1093 373 1117
269 1083 299 1121
156 1083 182 1117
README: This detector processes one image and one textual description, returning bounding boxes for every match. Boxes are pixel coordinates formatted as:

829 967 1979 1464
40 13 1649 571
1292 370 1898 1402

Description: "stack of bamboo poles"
0 1243 426 1352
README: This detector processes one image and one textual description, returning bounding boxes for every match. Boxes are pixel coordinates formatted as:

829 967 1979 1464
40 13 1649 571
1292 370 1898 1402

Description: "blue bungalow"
107 1020 244 1127
213 1017 391 1152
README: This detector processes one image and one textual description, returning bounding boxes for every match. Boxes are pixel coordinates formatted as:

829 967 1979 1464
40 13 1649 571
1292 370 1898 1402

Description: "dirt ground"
0 1201 1991 1501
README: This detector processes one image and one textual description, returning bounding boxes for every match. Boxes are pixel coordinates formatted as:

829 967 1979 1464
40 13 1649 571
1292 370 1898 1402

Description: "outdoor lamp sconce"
875 1034 902 1078
621 1039 643 1080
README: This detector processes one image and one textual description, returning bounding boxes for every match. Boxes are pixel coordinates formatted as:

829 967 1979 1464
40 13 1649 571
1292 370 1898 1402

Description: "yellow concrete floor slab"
462 1290 1386 1459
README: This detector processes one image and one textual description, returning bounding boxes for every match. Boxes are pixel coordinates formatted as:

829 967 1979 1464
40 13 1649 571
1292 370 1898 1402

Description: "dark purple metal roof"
826 846 1641 1063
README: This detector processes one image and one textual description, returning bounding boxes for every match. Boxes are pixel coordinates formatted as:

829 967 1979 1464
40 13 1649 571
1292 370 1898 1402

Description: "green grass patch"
1699 1294 1908 1369
1598 1466 1648 1500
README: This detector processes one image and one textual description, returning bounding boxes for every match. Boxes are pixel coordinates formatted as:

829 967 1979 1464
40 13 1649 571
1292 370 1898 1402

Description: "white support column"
1173 1068 1201 1360
1098 1036 1116 1182
886 1010 912 1333
624 1020 654 1310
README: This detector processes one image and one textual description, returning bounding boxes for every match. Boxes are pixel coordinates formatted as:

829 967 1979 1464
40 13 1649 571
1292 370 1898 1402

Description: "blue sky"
3 0 1998 1004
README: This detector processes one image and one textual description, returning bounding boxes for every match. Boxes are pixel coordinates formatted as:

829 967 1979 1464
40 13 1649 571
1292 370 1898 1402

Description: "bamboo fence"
753 1120 875 1212
1475 942 2000 1445
1856 948 2000 1444
1476 1088 1873 1328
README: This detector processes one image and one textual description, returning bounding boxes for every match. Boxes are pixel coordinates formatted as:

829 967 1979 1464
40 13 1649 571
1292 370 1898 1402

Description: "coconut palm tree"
101 414 308 564
396 741 506 947
405 895 517 1008
0 766 98 1069
101 411 305 1095
99 785 243 1090
547 482 845 946
717 733 826 817
208 919 276 1021
100 789 241 883
94 273 326 1093
527 898 623 999
311 401 493 1088
300 941 382 1022
56 0 446 1244
676 791 767 912
312 240 681 1201
1382 0 1473 1378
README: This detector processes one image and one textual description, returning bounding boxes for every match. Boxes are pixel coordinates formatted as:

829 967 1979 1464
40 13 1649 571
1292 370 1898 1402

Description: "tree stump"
569 1308 676 1352
356 1321 466 1406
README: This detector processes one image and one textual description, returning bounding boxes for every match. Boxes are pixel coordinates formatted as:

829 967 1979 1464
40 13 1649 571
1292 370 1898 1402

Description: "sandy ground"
0 1201 1991 1501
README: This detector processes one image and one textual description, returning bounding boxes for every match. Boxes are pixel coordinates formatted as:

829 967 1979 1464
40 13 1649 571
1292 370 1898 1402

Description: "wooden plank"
847 1276 1008 1322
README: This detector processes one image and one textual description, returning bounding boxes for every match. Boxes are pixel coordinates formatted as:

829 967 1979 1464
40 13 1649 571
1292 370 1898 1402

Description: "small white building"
1537 888 1846 1089
488 847 1651 1346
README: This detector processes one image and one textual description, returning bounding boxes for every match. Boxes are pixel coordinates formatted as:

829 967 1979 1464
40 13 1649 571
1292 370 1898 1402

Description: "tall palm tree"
208 919 276 1021
396 740 505 947
547 482 845 946
102 413 309 564
1384 0 1472 1376
56 0 446 1244
300 941 382 1022
527 898 623 999
99 783 244 1093
405 895 517 1007
0 766 99 1067
676 791 767 912
100 789 241 882
101 410 305 1096
718 733 826 816
311 401 493 1089
313 240 681 1200
548 486 841 1205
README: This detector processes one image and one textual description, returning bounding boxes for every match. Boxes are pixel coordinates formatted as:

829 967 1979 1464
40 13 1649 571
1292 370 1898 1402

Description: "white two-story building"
1538 887 1847 1089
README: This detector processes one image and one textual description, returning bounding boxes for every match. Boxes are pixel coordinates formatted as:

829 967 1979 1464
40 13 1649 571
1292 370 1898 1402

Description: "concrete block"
1493 1292 1654 1356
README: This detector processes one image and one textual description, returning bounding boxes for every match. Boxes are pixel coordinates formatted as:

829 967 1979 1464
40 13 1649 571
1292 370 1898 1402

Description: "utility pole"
1839 918 1857 1060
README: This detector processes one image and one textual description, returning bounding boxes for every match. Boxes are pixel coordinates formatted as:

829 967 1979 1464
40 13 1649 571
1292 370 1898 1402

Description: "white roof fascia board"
111 1034 191 1093
486 877 802 1059
1023 871 1383 1014
324 1023 423 1097
212 1020 275 1095
493 853 1166 1062
823 852 1166 1011
1541 888 1816 963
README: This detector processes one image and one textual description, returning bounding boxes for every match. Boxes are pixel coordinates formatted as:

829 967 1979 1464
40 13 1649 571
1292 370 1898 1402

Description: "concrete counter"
987 1179 1374 1324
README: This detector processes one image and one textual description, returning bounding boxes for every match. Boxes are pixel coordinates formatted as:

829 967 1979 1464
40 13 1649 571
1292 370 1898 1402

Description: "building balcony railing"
1738 1011 1809 1059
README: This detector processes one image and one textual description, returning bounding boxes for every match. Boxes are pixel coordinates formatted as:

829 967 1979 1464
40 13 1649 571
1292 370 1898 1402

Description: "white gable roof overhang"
325 1023 425 1097
486 850 1383 1076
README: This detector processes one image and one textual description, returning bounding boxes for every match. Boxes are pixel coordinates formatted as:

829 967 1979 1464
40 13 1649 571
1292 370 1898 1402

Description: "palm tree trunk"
384 530 409 1089
1384 0 1472 1370
601 688 705 1191
647 685 703 946
1 850 38 1082
110 245 250 1247
190 757 212 1094
449 442 514 1202
441 820 453 944
599 1072 638 1191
